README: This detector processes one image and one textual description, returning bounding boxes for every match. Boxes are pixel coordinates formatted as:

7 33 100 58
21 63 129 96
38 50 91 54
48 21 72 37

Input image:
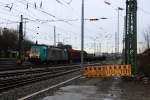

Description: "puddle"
40 85 97 100
40 79 123 100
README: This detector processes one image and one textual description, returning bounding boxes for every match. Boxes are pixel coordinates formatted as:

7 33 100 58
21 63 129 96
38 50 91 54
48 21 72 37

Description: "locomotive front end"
29 46 40 62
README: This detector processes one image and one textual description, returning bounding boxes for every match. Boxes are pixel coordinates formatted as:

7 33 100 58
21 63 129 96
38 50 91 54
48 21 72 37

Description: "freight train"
28 44 105 64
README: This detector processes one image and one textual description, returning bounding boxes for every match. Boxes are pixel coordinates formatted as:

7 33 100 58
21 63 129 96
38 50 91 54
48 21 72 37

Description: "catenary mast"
125 0 137 74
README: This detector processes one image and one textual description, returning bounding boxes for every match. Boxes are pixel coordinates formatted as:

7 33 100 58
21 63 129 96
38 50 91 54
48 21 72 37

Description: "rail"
0 65 81 92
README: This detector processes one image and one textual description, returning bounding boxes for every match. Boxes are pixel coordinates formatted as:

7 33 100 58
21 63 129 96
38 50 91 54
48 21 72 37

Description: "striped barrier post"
97 67 101 77
89 67 93 77
96 67 100 77
118 65 122 77
83 67 88 78
108 66 112 77
101 67 105 77
92 67 97 77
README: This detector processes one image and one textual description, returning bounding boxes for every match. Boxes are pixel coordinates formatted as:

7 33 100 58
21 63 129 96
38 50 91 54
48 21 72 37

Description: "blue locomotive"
29 45 68 63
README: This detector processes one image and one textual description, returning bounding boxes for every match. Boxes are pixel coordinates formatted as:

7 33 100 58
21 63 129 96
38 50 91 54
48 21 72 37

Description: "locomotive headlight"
29 52 40 58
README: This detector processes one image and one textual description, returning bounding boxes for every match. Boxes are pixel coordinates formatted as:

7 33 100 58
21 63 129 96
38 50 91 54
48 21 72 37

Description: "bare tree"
143 26 150 49
0 27 33 58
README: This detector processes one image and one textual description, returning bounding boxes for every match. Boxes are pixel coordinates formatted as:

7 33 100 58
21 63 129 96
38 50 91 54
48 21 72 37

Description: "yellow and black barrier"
83 65 132 78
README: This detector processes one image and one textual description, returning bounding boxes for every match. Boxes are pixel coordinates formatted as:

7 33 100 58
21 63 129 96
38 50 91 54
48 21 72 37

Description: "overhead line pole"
115 32 118 56
18 15 23 64
117 8 120 54
54 26 56 46
123 16 126 64
81 0 84 68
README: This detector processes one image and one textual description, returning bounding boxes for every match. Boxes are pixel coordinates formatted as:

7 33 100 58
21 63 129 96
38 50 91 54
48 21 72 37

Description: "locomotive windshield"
31 47 39 53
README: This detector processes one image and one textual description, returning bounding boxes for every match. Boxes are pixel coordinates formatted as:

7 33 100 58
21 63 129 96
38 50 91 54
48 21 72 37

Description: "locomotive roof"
32 44 48 47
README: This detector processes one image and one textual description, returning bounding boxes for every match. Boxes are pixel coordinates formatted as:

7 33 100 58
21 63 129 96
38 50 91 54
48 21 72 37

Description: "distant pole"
57 33 60 43
115 8 120 57
117 7 124 58
54 26 56 46
99 43 101 55
24 18 27 38
123 16 126 64
115 32 118 55
81 0 84 68
23 18 26 52
18 15 23 64
36 40 38 45
117 7 120 54
107 40 108 53
94 40 95 55
97 44 99 56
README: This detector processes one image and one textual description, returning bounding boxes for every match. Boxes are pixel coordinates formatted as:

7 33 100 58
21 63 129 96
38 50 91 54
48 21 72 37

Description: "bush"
138 49 150 77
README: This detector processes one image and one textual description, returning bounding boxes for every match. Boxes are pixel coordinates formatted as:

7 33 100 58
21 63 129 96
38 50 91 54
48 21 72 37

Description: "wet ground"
40 77 150 100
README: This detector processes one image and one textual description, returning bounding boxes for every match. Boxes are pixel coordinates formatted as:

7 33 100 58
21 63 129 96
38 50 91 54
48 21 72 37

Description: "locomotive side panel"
47 48 67 62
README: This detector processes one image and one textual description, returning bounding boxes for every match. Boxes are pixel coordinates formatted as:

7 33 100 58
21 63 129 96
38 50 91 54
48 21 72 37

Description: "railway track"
0 58 106 71
0 65 81 93
0 60 79 71
0 58 110 93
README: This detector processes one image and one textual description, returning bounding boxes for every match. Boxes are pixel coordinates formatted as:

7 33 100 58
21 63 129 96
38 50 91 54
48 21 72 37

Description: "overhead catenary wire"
0 0 73 27
108 0 150 16
9 0 89 35
55 0 78 17
55 0 81 20
0 4 20 18
5 0 53 20
15 0 73 25
0 16 19 23
0 21 19 25
0 0 115 49
138 7 150 16
0 1 108 35
25 16 104 41
0 1 39 25
60 0 72 5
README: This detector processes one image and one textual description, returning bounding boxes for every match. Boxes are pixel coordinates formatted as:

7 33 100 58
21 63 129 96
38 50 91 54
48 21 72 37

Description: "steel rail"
0 66 81 92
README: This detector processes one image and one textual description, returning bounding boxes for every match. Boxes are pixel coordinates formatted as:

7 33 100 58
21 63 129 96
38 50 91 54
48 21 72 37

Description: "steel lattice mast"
125 0 137 74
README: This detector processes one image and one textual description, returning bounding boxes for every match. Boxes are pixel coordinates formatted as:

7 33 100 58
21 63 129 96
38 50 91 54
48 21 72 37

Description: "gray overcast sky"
0 0 150 53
